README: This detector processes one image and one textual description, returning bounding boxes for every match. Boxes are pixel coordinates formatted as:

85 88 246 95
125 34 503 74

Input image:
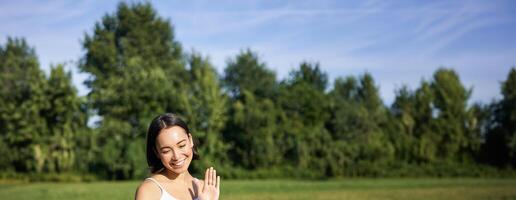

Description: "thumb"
193 178 204 192
193 178 201 188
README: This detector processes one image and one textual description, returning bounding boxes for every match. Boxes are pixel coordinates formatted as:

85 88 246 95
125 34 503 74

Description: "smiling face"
155 126 194 175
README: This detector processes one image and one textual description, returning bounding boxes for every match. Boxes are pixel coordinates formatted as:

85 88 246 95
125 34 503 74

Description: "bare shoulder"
135 179 161 200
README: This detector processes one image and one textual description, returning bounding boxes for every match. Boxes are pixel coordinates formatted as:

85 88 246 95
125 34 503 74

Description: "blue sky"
1 0 515 105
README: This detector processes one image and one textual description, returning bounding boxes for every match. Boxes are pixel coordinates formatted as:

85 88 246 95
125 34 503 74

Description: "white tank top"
145 178 200 200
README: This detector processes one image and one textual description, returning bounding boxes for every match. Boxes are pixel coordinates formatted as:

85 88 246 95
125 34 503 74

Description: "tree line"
1 2 515 180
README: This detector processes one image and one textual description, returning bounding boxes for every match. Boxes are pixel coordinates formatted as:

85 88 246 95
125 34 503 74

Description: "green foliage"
389 85 416 162
42 65 86 173
287 62 328 91
390 82 437 164
411 81 438 163
2 1 516 181
0 38 49 172
431 68 477 162
223 49 277 99
327 73 394 176
181 52 230 174
222 50 282 170
232 90 282 168
499 68 516 165
0 38 86 175
483 67 516 167
388 68 481 166
277 63 332 177
79 2 188 179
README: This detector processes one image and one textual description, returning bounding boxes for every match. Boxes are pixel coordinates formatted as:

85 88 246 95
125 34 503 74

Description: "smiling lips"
171 159 186 168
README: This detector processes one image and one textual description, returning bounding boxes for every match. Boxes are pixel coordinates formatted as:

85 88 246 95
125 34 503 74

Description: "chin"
170 167 188 174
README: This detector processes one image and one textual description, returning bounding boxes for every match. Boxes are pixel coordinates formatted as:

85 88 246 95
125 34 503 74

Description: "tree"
327 73 393 176
431 68 477 162
0 38 49 172
276 62 333 177
1 38 87 174
230 90 282 169
181 52 230 174
222 50 281 169
500 68 516 166
80 2 187 179
288 62 328 91
485 67 516 167
411 80 439 163
468 102 491 163
223 49 277 99
389 85 417 162
328 76 359 138
282 62 329 126
43 64 87 172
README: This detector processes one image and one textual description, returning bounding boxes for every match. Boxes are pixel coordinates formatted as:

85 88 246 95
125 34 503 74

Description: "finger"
213 169 217 187
210 167 214 186
216 175 220 189
204 168 210 186
207 167 211 186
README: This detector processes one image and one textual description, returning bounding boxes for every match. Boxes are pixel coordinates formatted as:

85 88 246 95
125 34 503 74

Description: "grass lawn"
0 178 515 200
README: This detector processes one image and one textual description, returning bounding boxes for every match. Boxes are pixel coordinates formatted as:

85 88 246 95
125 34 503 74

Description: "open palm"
195 167 220 200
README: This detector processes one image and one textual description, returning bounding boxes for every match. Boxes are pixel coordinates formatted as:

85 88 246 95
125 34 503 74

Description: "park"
1 1 516 199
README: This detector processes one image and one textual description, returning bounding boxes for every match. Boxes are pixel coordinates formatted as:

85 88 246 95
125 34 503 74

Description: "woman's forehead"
156 126 188 145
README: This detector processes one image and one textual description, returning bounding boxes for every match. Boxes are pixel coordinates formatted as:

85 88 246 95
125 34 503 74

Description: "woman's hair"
146 113 200 173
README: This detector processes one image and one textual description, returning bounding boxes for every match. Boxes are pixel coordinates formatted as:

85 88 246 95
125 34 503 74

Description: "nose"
172 149 181 160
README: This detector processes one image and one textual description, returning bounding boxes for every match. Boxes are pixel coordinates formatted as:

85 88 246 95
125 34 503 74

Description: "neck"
162 169 192 184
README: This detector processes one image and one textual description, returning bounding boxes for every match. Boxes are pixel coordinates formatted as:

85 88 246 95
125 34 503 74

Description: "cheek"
159 152 172 162
183 146 193 158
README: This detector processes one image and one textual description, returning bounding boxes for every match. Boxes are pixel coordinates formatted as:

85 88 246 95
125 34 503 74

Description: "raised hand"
194 167 220 200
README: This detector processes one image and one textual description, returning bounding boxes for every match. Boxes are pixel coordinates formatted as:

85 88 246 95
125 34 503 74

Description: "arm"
135 180 161 200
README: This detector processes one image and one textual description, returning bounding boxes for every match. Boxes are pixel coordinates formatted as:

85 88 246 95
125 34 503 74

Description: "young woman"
135 113 220 200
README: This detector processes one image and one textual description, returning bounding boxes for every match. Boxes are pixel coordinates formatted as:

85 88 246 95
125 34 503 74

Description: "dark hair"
146 113 200 173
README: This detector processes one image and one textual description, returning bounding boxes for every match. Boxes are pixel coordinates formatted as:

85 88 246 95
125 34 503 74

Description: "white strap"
146 178 165 192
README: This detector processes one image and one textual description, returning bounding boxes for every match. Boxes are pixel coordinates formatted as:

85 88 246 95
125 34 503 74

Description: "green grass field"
1 178 515 200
